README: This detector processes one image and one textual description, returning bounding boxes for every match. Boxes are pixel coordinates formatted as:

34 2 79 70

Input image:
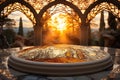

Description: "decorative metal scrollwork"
3 2 36 25
24 0 54 13
47 4 79 17
67 0 96 10
42 4 81 23
87 2 120 22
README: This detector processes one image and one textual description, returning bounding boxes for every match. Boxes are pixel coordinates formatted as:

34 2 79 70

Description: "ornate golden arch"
66 0 96 12
3 2 36 25
24 0 54 14
87 2 120 22
39 0 83 23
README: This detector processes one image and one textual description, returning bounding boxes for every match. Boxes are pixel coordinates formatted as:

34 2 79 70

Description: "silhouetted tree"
108 12 117 30
99 11 105 46
3 29 16 44
25 30 34 46
0 12 15 49
26 30 34 38
18 17 24 36
11 35 25 49
0 16 15 29
99 11 105 31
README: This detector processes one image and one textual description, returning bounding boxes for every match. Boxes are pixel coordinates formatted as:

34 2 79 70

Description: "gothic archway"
0 0 37 18
39 0 83 19
37 0 83 45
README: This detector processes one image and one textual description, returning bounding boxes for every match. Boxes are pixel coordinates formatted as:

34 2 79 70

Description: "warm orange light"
56 17 66 31
43 12 80 45
48 13 67 31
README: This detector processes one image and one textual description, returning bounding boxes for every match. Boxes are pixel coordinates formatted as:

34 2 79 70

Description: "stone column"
80 23 90 46
34 23 43 46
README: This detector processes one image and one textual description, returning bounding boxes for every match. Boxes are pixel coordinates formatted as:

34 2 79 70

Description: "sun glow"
48 13 67 31
43 12 80 45
56 17 66 31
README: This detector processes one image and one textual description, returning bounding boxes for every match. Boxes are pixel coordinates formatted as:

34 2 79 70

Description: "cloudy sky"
92 11 109 28
8 11 33 28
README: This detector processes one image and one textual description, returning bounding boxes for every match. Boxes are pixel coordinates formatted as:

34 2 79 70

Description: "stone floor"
0 47 120 80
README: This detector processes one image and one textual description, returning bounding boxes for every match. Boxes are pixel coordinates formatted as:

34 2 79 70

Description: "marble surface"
0 46 120 80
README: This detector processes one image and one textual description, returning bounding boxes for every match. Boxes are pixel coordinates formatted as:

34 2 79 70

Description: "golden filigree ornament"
24 0 54 13
87 2 120 22
3 2 36 25
67 0 96 10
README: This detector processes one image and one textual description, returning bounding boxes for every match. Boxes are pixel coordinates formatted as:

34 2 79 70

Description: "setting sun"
48 13 68 31
43 12 80 44
56 17 66 31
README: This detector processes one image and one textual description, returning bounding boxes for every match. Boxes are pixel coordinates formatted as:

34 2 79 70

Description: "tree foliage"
99 11 105 31
0 14 16 48
18 17 24 36
0 16 15 28
99 11 105 46
3 28 16 44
